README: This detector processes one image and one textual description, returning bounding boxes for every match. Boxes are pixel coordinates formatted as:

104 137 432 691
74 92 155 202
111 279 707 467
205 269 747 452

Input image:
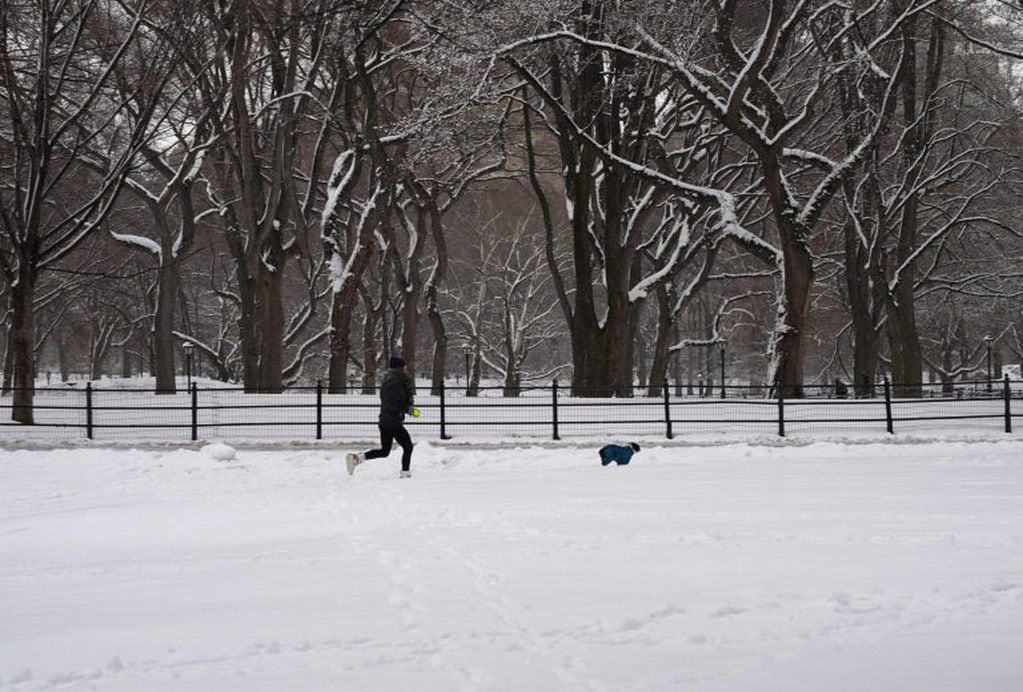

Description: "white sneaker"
399 470 411 479
346 453 363 476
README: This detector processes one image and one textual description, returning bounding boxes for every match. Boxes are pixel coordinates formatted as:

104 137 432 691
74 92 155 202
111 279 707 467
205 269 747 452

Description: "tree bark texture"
10 266 37 423
152 260 179 393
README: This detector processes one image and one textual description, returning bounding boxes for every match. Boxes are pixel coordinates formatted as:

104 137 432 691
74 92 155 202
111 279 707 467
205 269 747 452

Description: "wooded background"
3 0 1023 423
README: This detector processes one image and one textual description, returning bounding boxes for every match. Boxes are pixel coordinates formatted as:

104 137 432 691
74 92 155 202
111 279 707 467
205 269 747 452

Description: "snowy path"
1 440 1022 690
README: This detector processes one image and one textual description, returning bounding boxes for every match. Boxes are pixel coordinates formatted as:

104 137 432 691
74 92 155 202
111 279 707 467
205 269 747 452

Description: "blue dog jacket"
599 443 640 466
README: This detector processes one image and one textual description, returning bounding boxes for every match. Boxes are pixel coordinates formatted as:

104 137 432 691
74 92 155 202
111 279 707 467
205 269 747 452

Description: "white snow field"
2 438 1022 691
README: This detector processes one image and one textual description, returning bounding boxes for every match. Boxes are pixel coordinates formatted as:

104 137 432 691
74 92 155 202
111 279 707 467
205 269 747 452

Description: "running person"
347 355 416 478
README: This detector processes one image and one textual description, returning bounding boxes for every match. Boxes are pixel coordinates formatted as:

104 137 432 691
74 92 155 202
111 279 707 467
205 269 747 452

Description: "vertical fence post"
315 380 323 440
440 379 451 440
552 379 560 441
190 382 198 442
883 377 893 434
777 386 785 438
663 379 674 439
1005 374 1012 434
86 382 94 440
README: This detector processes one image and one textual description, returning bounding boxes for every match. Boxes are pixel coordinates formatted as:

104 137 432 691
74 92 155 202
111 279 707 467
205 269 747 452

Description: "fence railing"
0 376 1018 442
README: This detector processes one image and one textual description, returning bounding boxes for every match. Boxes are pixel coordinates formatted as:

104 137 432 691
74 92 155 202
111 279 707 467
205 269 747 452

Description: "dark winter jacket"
599 444 636 466
378 367 414 427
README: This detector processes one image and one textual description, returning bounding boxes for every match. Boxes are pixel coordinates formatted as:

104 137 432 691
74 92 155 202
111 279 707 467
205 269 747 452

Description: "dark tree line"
4 0 1023 422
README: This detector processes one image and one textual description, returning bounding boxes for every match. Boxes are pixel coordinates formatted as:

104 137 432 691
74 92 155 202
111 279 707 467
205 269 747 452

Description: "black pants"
366 423 413 472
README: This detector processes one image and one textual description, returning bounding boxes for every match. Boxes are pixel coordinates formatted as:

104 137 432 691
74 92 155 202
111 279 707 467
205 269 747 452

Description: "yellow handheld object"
411 407 421 418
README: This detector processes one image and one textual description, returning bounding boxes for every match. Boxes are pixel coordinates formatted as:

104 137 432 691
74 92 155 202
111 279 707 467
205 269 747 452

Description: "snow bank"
201 443 236 461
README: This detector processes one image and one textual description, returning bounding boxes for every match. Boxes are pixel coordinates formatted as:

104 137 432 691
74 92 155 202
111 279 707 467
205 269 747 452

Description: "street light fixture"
984 335 993 392
182 341 194 391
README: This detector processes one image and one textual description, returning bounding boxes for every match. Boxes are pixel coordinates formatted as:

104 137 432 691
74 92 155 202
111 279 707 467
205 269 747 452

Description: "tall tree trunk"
90 336 104 381
601 164 637 398
888 283 922 397
2 337 13 394
360 287 380 394
328 249 373 393
646 286 672 397
400 287 419 390
57 336 70 383
141 173 195 394
10 265 36 423
421 198 449 396
153 260 179 393
764 161 815 398
888 77 924 398
887 164 924 397
843 201 880 398
887 8 944 399
523 90 616 397
605 254 634 397
396 210 426 392
237 271 261 392
428 308 446 395
773 243 814 398
499 299 517 397
258 269 284 393
327 296 353 393
672 323 684 396
502 332 519 397
468 343 482 395
609 309 635 396
327 293 355 393
571 327 611 396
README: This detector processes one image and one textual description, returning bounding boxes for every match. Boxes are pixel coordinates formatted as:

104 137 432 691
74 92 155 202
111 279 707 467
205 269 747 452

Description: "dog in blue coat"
599 442 641 466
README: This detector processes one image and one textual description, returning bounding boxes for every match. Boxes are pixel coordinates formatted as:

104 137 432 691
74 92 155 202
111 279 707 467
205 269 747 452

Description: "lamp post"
183 341 194 391
984 335 993 392
463 346 471 394
719 340 727 399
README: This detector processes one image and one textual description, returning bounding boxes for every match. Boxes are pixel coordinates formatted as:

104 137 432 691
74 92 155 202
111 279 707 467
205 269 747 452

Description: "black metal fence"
0 376 1019 442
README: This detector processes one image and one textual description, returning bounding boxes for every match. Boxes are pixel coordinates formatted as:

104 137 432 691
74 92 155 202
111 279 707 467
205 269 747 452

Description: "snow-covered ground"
2 439 1022 691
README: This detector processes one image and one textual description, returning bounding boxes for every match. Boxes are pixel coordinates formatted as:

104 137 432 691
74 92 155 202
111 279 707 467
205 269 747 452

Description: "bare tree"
498 0 971 397
183 0 355 392
318 0 505 393
107 66 211 391
447 215 565 395
498 5 728 396
0 0 182 421
318 2 419 393
838 5 1023 395
182 254 244 382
